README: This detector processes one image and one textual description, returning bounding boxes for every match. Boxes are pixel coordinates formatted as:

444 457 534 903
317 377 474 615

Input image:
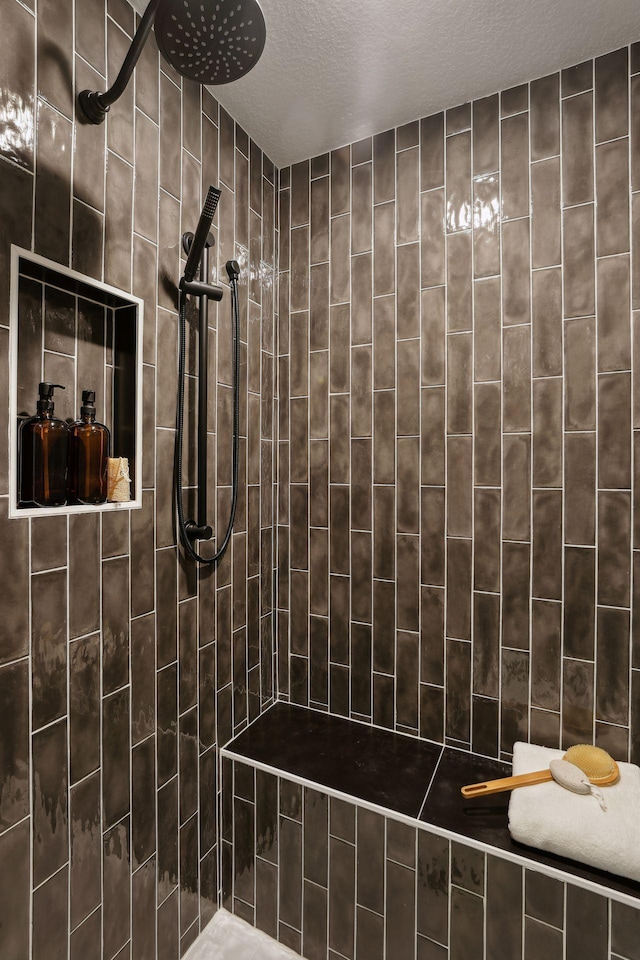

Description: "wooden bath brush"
461 744 619 798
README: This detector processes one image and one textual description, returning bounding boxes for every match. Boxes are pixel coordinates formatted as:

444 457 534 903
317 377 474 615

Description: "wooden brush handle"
461 769 553 798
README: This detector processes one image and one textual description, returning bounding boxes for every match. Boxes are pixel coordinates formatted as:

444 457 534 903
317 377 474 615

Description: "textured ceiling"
136 0 640 167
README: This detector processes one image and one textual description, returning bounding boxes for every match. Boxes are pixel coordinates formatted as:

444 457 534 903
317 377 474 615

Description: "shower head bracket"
184 520 213 543
179 278 224 301
180 230 223 300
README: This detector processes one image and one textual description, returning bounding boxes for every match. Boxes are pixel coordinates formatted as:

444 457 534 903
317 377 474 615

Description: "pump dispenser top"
36 382 65 415
80 389 97 417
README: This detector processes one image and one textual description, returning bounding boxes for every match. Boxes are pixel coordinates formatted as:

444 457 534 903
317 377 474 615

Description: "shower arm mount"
78 0 163 124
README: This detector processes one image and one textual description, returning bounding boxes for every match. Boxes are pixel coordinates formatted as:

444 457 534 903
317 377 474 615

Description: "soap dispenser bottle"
19 382 69 507
68 390 111 504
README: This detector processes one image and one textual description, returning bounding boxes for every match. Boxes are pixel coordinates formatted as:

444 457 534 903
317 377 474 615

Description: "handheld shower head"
155 0 266 84
183 186 222 284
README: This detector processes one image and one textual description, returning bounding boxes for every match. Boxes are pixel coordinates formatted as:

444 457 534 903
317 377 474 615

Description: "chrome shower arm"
78 0 163 125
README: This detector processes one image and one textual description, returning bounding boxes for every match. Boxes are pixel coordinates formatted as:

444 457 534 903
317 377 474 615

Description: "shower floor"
185 909 301 960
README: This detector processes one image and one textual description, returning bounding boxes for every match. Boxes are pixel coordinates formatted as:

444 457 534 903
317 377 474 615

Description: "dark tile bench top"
224 702 640 904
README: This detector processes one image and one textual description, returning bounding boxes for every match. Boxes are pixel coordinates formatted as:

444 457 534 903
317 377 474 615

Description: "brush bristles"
563 744 618 781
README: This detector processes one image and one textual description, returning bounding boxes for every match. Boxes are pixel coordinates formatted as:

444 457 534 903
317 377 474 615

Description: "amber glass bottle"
19 382 69 507
68 390 111 504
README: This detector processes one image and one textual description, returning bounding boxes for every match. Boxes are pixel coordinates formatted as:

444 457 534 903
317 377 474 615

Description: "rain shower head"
78 0 266 124
155 0 266 84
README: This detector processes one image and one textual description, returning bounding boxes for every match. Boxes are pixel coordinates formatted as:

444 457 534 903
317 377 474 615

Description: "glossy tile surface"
0 0 278 950
226 747 640 960
227 702 441 816
277 43 640 768
227 703 640 908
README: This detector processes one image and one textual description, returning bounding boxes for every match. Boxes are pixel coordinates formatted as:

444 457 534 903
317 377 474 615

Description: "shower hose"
175 272 240 565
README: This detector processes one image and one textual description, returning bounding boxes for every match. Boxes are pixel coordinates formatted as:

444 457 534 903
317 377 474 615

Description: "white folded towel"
508 742 640 883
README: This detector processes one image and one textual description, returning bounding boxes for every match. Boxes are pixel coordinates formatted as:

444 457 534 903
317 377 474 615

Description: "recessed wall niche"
9 246 144 518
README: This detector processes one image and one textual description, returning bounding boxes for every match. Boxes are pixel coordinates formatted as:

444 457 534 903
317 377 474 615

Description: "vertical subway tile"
598 490 631 607
501 112 529 219
422 286 446 385
502 218 530 325
447 232 473 331
446 538 472 641
562 92 594 206
501 83 528 116
596 606 630 725
69 633 100 784
597 254 631 373
474 489 501 593
532 490 562 600
564 546 596 660
486 857 523 960
503 435 531 542
421 113 445 190
330 836 356 958
566 886 607 960
531 157 561 268
473 94 499 175
473 591 500 699
533 378 562 488
0 661 29 830
531 600 561 712
34 101 72 263
311 175 330 263
611 901 640 959
533 267 562 377
446 638 471 741
385 859 416 960
596 140 630 258
598 372 631 489
564 432 596 546
417 831 449 945
32 865 68 960
397 146 419 243
530 73 560 161
502 541 530 650
594 47 628 144
352 162 372 255
474 276 501 381
279 814 302 930
446 131 471 232
421 190 445 287
103 818 130 960
563 658 595 746
564 317 596 429
473 174 500 278
450 885 484 960
562 59 593 97
33 719 68 886
70 772 101 930
32 567 67 729
0 820 30 958
374 129 395 204
421 586 445 686
103 688 130 828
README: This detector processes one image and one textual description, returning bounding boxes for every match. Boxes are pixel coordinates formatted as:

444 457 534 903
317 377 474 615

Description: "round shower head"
155 0 266 84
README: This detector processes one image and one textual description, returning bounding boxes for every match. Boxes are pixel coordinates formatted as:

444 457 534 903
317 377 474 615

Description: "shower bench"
220 702 640 960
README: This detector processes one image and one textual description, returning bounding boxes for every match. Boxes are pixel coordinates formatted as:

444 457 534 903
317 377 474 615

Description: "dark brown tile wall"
226 757 640 960
0 0 276 955
277 45 640 763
